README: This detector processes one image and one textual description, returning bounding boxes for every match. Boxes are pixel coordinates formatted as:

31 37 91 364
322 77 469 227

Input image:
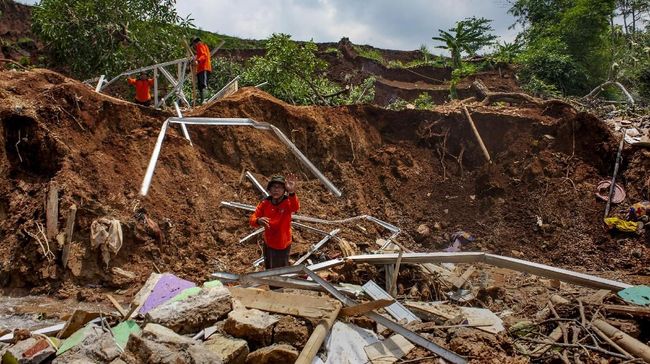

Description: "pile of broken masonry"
1 248 649 364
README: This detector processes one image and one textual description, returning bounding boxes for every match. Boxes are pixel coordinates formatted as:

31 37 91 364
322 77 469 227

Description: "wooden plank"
106 294 127 318
62 204 76 268
228 287 338 319
340 299 395 317
462 105 491 163
452 266 476 289
45 184 59 240
295 302 341 364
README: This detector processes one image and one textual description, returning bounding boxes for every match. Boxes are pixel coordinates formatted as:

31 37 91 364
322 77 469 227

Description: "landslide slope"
0 68 647 295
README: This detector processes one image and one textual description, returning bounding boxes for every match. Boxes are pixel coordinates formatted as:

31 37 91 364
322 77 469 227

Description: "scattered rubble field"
1 67 649 363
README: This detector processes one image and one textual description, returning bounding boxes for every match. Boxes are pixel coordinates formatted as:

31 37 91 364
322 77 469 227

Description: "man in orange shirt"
250 174 300 269
127 72 154 106
191 37 212 104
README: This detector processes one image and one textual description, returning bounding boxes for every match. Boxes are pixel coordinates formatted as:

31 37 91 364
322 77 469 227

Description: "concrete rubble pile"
1 248 649 364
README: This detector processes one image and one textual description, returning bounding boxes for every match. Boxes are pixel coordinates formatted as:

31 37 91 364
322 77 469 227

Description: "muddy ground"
0 68 648 301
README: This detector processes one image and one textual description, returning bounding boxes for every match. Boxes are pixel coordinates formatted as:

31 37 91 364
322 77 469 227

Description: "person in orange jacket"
249 174 300 269
127 72 154 106
191 37 211 104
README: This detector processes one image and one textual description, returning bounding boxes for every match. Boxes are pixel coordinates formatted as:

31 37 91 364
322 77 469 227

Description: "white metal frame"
140 117 343 197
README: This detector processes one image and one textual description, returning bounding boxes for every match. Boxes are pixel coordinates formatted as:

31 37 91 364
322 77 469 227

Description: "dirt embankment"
0 0 40 62
0 68 648 298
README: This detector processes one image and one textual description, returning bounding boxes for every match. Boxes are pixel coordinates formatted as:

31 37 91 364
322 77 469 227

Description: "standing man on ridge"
191 37 211 104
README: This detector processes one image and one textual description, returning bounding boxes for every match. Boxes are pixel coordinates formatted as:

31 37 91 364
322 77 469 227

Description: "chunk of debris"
364 334 415 364
272 315 309 349
145 285 232 334
2 337 55 364
137 273 196 315
204 333 249 364
124 324 222 364
224 309 279 346
245 343 298 364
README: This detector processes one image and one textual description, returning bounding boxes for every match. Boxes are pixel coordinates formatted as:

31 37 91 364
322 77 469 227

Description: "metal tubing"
294 229 341 266
153 68 158 107
269 125 342 197
140 120 170 196
101 56 192 91
303 268 468 364
95 75 105 92
239 228 264 244
345 252 630 291
245 171 269 197
207 75 241 103
220 201 400 234
173 102 192 145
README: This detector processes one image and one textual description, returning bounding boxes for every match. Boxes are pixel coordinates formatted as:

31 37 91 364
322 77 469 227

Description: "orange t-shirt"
127 78 154 102
249 194 300 249
195 42 212 73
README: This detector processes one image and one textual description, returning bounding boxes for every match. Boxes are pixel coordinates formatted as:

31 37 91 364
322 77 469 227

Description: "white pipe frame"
140 118 343 197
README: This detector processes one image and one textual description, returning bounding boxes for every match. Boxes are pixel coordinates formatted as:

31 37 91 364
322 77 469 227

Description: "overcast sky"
17 0 520 51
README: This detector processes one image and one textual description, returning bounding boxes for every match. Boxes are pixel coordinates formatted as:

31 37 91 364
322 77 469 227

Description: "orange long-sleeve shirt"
127 78 154 102
195 42 212 73
249 194 300 250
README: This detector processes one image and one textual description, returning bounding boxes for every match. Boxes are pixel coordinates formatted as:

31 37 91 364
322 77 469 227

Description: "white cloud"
16 0 519 50
176 0 518 50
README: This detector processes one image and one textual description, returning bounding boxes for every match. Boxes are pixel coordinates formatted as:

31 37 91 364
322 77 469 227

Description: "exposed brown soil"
0 0 40 63
1 68 648 301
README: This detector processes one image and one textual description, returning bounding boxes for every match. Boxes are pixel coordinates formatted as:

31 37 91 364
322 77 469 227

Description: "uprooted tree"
32 0 193 79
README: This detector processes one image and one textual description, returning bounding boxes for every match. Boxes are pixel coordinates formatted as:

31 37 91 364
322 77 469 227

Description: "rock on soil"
245 344 299 364
145 286 232 334
204 333 249 364
272 315 310 349
123 323 222 364
224 309 279 347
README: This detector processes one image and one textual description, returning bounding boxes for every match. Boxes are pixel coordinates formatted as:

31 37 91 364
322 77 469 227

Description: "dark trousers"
135 99 151 106
197 71 209 103
263 244 291 269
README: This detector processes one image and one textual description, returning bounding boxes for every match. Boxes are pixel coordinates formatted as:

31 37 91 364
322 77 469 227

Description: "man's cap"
191 37 201 45
266 175 286 190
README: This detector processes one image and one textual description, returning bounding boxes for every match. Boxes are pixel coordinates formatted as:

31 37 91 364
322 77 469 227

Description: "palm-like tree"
433 17 497 69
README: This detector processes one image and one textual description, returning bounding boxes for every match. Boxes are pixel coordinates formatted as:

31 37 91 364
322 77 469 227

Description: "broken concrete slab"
223 309 279 346
145 286 232 334
139 273 196 315
245 344 298 364
204 333 249 364
273 315 309 349
54 326 122 363
123 323 222 364
2 337 55 364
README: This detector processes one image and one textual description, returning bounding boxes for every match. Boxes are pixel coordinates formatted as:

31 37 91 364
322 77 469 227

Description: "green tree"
32 0 193 79
432 17 497 69
509 0 617 94
242 33 332 105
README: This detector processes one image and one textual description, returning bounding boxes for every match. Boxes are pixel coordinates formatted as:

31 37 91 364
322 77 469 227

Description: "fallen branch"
518 337 631 360
584 81 635 106
0 58 27 69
